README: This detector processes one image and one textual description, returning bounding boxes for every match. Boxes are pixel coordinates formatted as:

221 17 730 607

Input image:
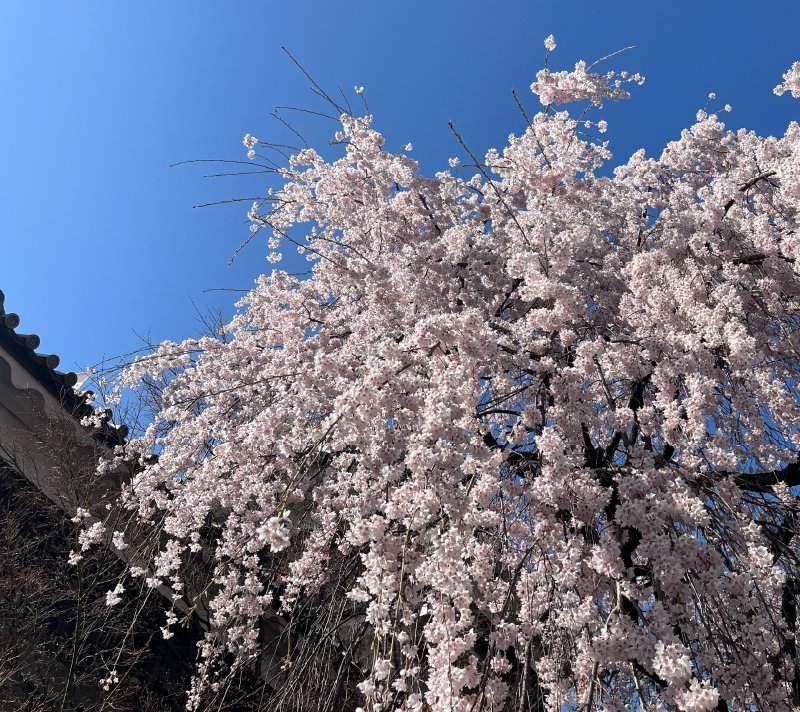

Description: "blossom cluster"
105 47 800 712
775 61 800 99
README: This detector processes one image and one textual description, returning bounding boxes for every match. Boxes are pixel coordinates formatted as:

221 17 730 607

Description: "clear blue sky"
1 2 798 375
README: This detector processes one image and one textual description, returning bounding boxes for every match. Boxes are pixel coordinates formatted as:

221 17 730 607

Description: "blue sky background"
1 2 798 376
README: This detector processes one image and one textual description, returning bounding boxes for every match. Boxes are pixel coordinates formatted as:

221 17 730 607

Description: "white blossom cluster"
775 61 800 99
103 48 800 712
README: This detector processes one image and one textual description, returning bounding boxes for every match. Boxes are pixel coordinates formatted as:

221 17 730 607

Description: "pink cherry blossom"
102 55 800 711
775 61 800 98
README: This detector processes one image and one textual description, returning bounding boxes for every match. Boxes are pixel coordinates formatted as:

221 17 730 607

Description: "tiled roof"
0 289 126 445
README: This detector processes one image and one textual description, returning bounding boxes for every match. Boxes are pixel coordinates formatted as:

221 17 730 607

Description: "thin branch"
270 110 310 149
281 46 347 115
448 121 539 257
511 88 552 168
587 45 636 71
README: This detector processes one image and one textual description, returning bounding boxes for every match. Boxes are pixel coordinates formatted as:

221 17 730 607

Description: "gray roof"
0 289 126 445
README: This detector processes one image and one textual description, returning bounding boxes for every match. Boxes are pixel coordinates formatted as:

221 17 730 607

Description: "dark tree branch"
728 461 800 492
722 171 778 216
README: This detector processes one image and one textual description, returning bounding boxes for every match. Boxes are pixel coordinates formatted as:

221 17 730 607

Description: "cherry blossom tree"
88 42 800 711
